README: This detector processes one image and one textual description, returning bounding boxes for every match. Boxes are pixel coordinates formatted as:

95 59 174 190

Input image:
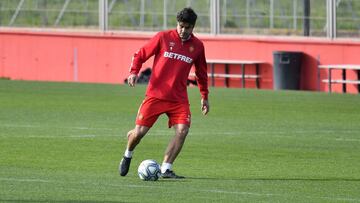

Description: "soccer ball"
137 159 161 181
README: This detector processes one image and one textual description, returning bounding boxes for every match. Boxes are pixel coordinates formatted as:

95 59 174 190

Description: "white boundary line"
0 123 114 131
1 177 359 202
1 123 360 142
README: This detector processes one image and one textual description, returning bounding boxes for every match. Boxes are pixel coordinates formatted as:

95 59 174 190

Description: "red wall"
1 29 360 93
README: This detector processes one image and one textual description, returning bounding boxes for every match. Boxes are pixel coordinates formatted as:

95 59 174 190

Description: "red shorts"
135 97 191 128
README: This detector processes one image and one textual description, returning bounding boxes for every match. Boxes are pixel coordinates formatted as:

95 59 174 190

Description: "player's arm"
128 32 161 87
194 44 209 115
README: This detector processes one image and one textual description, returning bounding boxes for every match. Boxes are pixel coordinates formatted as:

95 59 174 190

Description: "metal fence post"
163 0 167 30
293 0 297 30
270 0 274 29
326 0 336 39
99 0 108 32
303 0 310 36
210 0 220 35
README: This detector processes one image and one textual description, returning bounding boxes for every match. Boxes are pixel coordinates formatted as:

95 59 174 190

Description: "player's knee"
128 129 144 140
176 127 189 139
127 130 134 138
136 127 149 138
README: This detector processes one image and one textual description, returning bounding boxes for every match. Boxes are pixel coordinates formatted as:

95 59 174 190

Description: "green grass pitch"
0 80 360 202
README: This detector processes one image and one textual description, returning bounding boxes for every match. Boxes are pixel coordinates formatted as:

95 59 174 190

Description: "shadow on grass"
185 176 360 182
0 200 129 203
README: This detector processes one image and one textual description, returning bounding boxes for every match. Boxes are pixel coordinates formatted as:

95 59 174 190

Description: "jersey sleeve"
129 32 162 75
194 43 209 100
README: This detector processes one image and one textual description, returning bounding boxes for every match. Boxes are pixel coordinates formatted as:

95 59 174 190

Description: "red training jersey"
129 29 208 102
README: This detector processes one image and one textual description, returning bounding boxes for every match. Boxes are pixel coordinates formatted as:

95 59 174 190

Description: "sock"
124 149 133 158
161 162 172 173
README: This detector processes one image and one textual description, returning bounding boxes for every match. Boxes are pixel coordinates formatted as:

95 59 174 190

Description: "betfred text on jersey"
163 51 193 64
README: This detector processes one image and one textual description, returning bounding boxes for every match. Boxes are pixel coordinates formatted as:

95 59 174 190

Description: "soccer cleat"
119 156 132 176
161 169 185 179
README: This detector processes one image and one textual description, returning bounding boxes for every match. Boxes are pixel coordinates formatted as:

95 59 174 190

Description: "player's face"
177 22 194 41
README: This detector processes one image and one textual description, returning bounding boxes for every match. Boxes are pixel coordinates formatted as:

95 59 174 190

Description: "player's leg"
161 124 188 179
161 101 191 179
163 124 189 164
119 97 161 177
119 125 149 176
127 125 150 151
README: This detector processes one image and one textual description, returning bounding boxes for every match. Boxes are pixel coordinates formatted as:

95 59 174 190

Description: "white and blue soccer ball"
137 159 161 181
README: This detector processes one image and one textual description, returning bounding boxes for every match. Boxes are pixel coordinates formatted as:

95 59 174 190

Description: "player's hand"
127 74 137 87
201 99 209 115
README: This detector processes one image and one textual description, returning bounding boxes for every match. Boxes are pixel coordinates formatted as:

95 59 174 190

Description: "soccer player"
119 7 209 179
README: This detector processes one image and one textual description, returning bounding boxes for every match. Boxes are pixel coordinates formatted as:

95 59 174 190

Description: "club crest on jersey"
189 46 194 52
169 42 175 51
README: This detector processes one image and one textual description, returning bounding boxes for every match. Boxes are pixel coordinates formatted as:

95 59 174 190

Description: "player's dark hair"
176 7 197 26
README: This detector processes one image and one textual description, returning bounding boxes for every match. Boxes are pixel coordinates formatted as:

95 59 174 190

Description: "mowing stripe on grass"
1 177 359 202
2 123 359 137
